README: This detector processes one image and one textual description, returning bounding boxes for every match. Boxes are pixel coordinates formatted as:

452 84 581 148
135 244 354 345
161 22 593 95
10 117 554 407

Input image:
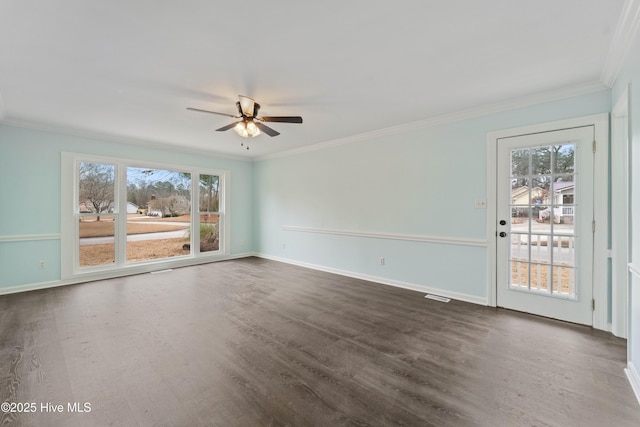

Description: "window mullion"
70 152 227 277
192 172 199 256
116 163 128 267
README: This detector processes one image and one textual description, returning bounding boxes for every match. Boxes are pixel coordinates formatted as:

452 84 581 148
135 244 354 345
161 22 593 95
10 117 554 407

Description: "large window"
62 154 228 277
78 162 116 267
125 167 192 264
198 174 220 254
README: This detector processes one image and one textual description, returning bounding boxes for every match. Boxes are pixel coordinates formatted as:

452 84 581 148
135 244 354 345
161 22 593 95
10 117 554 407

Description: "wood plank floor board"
324 338 479 426
1 257 639 426
219 310 432 425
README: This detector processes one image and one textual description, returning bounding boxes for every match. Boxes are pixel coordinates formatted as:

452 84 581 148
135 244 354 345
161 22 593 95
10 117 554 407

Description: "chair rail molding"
0 233 61 243
282 225 487 247
0 89 6 120
630 263 640 280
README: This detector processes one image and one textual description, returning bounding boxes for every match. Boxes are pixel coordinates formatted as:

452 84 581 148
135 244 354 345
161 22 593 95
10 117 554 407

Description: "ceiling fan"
187 95 303 143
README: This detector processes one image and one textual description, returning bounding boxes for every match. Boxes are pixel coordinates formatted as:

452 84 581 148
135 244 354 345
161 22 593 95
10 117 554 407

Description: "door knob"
499 232 507 237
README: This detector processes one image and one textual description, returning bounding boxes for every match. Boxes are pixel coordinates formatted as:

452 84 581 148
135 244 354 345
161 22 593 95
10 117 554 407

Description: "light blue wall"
0 90 614 301
0 124 253 289
254 91 611 300
612 30 640 374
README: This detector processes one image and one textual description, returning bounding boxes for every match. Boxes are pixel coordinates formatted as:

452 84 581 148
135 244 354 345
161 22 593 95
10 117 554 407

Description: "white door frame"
612 87 630 338
486 113 609 331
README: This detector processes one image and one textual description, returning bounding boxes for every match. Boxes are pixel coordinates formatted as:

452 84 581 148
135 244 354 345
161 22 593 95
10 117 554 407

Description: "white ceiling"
0 1 626 158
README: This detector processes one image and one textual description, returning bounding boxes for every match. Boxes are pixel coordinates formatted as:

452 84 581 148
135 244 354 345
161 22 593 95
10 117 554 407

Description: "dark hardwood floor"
1 257 638 426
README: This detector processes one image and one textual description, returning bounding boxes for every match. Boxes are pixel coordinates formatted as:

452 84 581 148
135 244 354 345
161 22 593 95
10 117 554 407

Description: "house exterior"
126 202 139 214
511 186 545 206
147 195 190 217
538 181 575 223
552 181 575 205
511 186 545 219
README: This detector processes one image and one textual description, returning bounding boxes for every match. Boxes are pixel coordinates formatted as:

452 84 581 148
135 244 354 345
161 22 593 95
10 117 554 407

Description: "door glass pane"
553 144 575 173
78 162 115 268
555 175 575 187
511 261 529 289
531 175 551 193
531 147 552 174
126 167 191 263
552 265 575 295
199 174 220 253
529 263 551 293
508 143 578 299
552 236 575 267
511 148 530 176
510 233 529 262
530 234 551 265
534 205 553 234
511 204 528 231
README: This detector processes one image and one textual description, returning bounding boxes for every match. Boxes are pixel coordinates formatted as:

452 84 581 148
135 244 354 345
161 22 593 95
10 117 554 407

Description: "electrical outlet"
379 257 385 266
39 260 46 269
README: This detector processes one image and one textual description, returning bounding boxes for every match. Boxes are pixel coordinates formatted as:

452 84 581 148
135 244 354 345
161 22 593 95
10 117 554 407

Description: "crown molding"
0 79 608 164
601 0 640 87
256 80 608 161
0 118 251 163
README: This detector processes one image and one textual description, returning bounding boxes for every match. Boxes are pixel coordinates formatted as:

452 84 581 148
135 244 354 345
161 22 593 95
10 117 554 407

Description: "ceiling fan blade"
260 116 303 123
187 107 239 118
238 95 255 117
255 122 280 137
216 122 239 132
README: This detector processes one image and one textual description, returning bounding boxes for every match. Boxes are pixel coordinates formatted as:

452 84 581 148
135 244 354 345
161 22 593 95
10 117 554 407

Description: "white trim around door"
487 114 609 331
611 87 630 338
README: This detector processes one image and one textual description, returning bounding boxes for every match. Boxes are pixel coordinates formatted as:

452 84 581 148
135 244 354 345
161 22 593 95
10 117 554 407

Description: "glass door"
496 126 594 325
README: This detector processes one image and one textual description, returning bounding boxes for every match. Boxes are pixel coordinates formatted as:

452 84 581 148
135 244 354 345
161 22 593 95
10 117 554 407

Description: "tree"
148 194 190 217
511 144 575 189
79 163 114 221
199 175 219 212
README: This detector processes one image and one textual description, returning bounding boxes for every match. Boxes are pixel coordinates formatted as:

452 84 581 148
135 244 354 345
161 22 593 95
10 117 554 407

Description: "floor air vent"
425 294 450 303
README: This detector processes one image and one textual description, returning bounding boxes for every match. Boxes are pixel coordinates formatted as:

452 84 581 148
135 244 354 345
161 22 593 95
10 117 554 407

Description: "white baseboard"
255 253 488 306
0 252 255 296
626 362 640 406
0 280 72 296
2 251 488 306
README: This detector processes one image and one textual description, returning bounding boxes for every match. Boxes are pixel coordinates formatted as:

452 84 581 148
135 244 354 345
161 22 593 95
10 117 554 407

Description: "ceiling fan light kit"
187 95 303 150
234 120 260 138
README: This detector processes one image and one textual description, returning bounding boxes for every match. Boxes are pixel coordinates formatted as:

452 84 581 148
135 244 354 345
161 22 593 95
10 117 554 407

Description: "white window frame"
61 152 230 281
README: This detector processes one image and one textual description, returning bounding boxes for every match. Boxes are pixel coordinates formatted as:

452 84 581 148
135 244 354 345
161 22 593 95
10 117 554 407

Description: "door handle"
499 220 507 226
499 232 507 238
